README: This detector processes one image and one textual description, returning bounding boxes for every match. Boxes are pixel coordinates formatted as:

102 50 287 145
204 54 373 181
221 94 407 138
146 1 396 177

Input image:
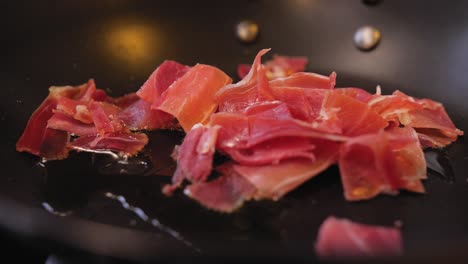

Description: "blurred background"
2 0 468 263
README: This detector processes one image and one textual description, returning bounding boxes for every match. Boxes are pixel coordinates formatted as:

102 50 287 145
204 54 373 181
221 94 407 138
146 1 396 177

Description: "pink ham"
233 140 340 200
210 102 346 155
184 164 257 213
334 87 374 103
136 60 190 105
320 91 388 137
47 112 97 136
216 49 273 113
222 137 316 166
338 126 426 201
157 64 232 131
116 93 177 131
315 216 403 258
70 131 148 157
16 84 89 160
163 125 220 195
369 90 463 147
237 54 309 80
269 72 336 90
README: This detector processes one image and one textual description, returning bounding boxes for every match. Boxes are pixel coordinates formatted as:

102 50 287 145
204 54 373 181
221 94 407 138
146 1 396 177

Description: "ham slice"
321 91 388 137
16 84 89 160
222 137 316 166
184 164 257 213
211 102 346 154
158 64 232 131
233 140 340 200
70 131 148 157
369 90 463 147
89 102 123 136
237 54 308 80
116 93 177 131
315 216 403 258
216 49 273 113
47 112 97 136
55 79 112 124
334 87 374 103
269 72 336 89
339 126 426 201
136 60 190 105
163 124 220 194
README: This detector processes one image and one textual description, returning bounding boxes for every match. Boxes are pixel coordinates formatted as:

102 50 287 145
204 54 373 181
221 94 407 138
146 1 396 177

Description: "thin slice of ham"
270 86 329 122
222 137 316 166
116 93 177 131
157 64 232 131
184 164 257 213
334 87 374 103
47 112 97 136
321 91 388 137
339 126 426 201
70 131 148 157
369 90 463 147
216 49 273 113
16 84 89 160
407 97 463 147
88 101 123 136
55 79 112 124
233 140 340 200
315 216 403 258
211 102 346 154
136 60 190 105
237 54 309 80
163 124 220 195
269 72 336 89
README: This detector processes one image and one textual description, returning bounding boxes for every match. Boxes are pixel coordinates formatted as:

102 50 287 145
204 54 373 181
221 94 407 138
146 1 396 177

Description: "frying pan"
2 0 468 263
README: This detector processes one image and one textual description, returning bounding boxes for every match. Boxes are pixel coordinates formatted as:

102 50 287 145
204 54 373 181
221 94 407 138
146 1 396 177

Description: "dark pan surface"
2 0 468 262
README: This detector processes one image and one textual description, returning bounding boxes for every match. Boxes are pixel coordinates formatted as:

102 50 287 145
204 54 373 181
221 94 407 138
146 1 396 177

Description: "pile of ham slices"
16 48 464 258
17 49 463 212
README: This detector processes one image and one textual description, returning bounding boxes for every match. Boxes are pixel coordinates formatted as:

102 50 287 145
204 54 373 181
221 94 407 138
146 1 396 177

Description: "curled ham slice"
163 124 220 195
216 49 273 113
369 90 463 147
238 54 309 80
315 216 403 258
269 72 336 89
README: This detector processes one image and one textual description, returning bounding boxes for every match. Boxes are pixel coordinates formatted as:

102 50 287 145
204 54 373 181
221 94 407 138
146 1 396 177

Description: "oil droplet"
105 192 200 253
96 154 152 175
42 202 72 217
425 150 455 183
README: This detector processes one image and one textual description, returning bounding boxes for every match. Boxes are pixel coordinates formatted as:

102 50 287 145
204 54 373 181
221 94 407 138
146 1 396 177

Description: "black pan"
2 0 468 263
